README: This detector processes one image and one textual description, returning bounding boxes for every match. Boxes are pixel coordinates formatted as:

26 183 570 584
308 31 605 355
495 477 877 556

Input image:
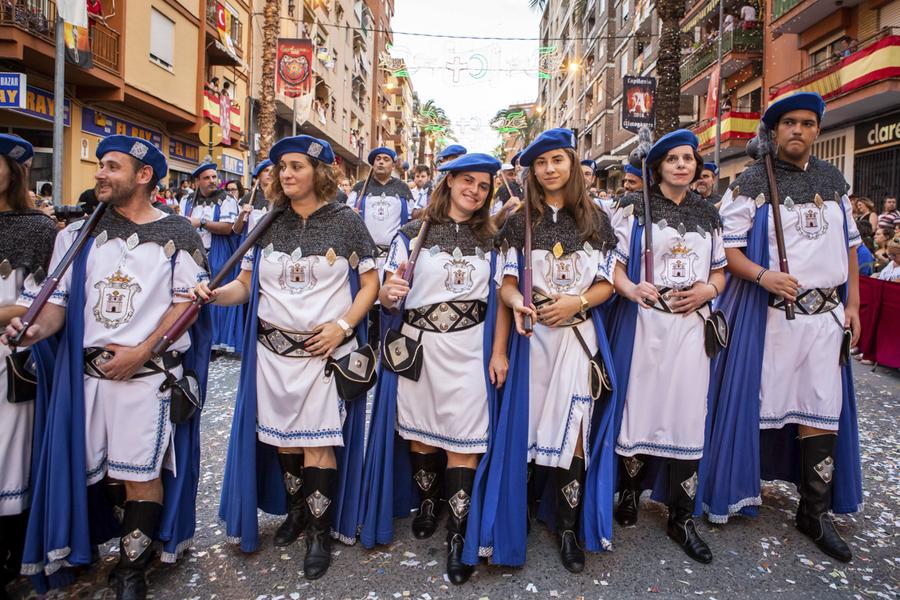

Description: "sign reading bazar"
0 73 27 109
622 76 657 133
855 112 900 152
82 108 163 149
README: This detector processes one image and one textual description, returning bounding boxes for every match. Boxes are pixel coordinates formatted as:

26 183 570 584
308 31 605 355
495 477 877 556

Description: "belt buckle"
798 289 824 314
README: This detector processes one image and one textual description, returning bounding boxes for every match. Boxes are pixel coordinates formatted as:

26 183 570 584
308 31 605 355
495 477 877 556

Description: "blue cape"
22 242 212 579
207 203 244 353
472 251 619 566
218 246 369 551
358 234 500 554
699 201 863 522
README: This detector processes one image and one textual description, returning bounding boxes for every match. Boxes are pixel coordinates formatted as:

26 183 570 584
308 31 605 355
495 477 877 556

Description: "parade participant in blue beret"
437 144 468 164
5 134 211 600
623 163 643 194
0 134 57 599
694 162 722 207
205 135 378 581
492 161 523 227
704 91 862 563
580 159 597 190
476 128 620 573
179 162 243 354
606 128 724 564
234 159 274 238
361 152 510 585
346 146 413 345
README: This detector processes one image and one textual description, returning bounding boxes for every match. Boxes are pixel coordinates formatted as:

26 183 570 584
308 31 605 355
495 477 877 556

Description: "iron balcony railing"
680 28 762 84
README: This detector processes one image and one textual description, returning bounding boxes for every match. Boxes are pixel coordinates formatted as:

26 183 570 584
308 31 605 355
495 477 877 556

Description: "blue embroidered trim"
397 424 488 448
723 233 748 246
0 487 27 501
107 396 170 475
711 256 728 269
760 410 840 428
529 394 592 457
615 440 704 456
86 452 108 480
20 289 68 301
257 424 343 441
613 248 628 264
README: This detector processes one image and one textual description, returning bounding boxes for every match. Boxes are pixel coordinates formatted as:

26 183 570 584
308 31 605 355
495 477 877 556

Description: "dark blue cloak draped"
358 233 499 557
206 203 243 353
21 242 212 581
699 202 863 522
471 251 619 567
218 246 369 551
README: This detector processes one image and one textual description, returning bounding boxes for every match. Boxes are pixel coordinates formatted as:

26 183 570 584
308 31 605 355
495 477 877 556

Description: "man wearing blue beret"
707 92 862 564
622 163 643 194
436 144 467 165
181 163 243 353
6 135 211 599
694 162 721 207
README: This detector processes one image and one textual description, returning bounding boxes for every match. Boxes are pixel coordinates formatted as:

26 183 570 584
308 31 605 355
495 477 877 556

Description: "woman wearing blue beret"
607 129 725 564
198 135 379 580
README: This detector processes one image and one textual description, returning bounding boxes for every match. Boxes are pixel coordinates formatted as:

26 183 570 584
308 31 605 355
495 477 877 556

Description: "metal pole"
52 16 65 206
291 15 300 136
713 0 724 168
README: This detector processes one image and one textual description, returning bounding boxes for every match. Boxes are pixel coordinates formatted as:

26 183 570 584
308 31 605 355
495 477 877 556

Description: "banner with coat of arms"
276 38 313 99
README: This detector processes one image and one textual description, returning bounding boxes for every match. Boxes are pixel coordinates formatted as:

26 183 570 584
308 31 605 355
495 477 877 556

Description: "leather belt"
84 347 181 380
769 287 840 315
651 286 680 314
404 300 487 333
257 318 352 358
532 290 590 326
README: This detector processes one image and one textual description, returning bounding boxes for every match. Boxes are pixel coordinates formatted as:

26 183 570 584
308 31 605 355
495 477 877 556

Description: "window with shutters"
149 8 175 70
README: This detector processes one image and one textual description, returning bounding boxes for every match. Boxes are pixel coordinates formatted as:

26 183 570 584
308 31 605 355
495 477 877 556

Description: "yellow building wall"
123 1 200 115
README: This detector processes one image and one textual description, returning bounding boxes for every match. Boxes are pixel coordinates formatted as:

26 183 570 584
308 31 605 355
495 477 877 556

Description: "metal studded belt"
769 287 840 315
650 286 681 314
404 300 487 333
532 290 591 326
84 347 181 380
257 318 352 358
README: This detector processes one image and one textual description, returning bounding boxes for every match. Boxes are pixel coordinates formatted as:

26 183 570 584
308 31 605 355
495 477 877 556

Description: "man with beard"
491 162 523 225
622 163 643 194
233 159 272 237
694 162 721 207
4 135 211 600
410 164 433 218
181 163 242 353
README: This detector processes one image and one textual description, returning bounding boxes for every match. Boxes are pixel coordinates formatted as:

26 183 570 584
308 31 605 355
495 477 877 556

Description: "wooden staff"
399 218 431 286
633 126 655 285
353 167 374 211
522 180 534 333
10 202 109 346
151 205 285 355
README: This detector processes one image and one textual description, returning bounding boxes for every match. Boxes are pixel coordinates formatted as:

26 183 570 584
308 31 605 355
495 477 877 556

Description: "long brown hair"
1 155 32 211
268 155 338 207
424 170 496 243
524 147 607 244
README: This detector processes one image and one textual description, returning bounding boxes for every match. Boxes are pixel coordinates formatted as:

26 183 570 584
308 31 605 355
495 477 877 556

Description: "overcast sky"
391 0 542 155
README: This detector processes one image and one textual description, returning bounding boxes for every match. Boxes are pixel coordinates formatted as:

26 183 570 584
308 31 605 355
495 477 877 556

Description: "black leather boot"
108 501 162 600
274 453 306 546
302 467 336 580
556 456 586 573
0 511 29 599
445 467 475 585
796 434 852 563
615 455 645 527
666 460 712 564
410 451 443 539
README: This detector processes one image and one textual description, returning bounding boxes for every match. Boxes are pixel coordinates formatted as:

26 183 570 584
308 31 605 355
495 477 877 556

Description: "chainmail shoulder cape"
352 176 412 201
729 156 849 205
495 205 618 255
86 207 208 268
192 189 230 206
495 180 523 205
255 201 377 260
241 189 270 211
0 210 58 281
616 188 722 236
399 218 492 256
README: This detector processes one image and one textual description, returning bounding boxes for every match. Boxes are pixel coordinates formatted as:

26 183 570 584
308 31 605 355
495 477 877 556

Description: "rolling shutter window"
150 8 175 68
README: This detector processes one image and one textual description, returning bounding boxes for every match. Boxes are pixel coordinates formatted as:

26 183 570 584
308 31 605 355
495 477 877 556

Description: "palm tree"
415 99 453 164
257 0 280 158
654 0 685 134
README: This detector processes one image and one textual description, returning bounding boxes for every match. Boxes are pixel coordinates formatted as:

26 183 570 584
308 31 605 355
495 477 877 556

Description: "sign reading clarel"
855 112 900 152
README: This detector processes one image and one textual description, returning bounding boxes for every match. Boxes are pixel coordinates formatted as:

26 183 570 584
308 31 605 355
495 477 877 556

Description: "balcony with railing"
768 28 900 127
770 0 863 34
205 0 244 66
690 111 760 156
680 28 762 94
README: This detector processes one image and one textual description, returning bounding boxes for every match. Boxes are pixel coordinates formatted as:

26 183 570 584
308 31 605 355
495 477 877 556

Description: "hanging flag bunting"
705 64 720 120
64 22 93 69
276 38 313 99
622 75 656 133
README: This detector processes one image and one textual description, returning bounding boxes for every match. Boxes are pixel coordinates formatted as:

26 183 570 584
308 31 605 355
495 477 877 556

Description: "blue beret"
192 163 217 179
437 144 467 160
0 134 33 164
511 151 521 166
703 162 719 175
762 92 826 130
271 135 335 165
367 146 396 165
624 164 642 177
97 135 167 183
646 129 699 166
519 128 576 167
581 159 597 171
252 159 273 178
437 152 501 174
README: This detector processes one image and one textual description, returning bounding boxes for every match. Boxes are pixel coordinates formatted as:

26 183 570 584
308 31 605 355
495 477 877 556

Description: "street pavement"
13 360 898 600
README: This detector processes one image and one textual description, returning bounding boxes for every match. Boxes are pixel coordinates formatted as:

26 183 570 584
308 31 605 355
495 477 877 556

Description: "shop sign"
0 73 26 109
855 112 900 152
82 108 163 149
6 85 71 126
169 139 200 164
221 154 244 176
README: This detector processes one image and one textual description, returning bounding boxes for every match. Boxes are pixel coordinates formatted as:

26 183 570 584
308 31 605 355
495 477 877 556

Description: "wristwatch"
579 295 590 314
337 318 354 338
199 217 208 229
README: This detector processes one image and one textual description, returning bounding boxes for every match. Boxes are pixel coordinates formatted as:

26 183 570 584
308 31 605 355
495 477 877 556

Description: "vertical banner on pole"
276 38 313 99
64 23 93 68
622 76 657 133
705 65 720 120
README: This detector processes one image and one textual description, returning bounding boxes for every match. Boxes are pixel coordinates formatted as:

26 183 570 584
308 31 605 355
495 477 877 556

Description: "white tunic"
0 268 39 515
184 195 239 249
499 207 615 469
720 190 860 430
611 200 727 460
18 216 208 483
385 227 492 454
241 214 376 449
